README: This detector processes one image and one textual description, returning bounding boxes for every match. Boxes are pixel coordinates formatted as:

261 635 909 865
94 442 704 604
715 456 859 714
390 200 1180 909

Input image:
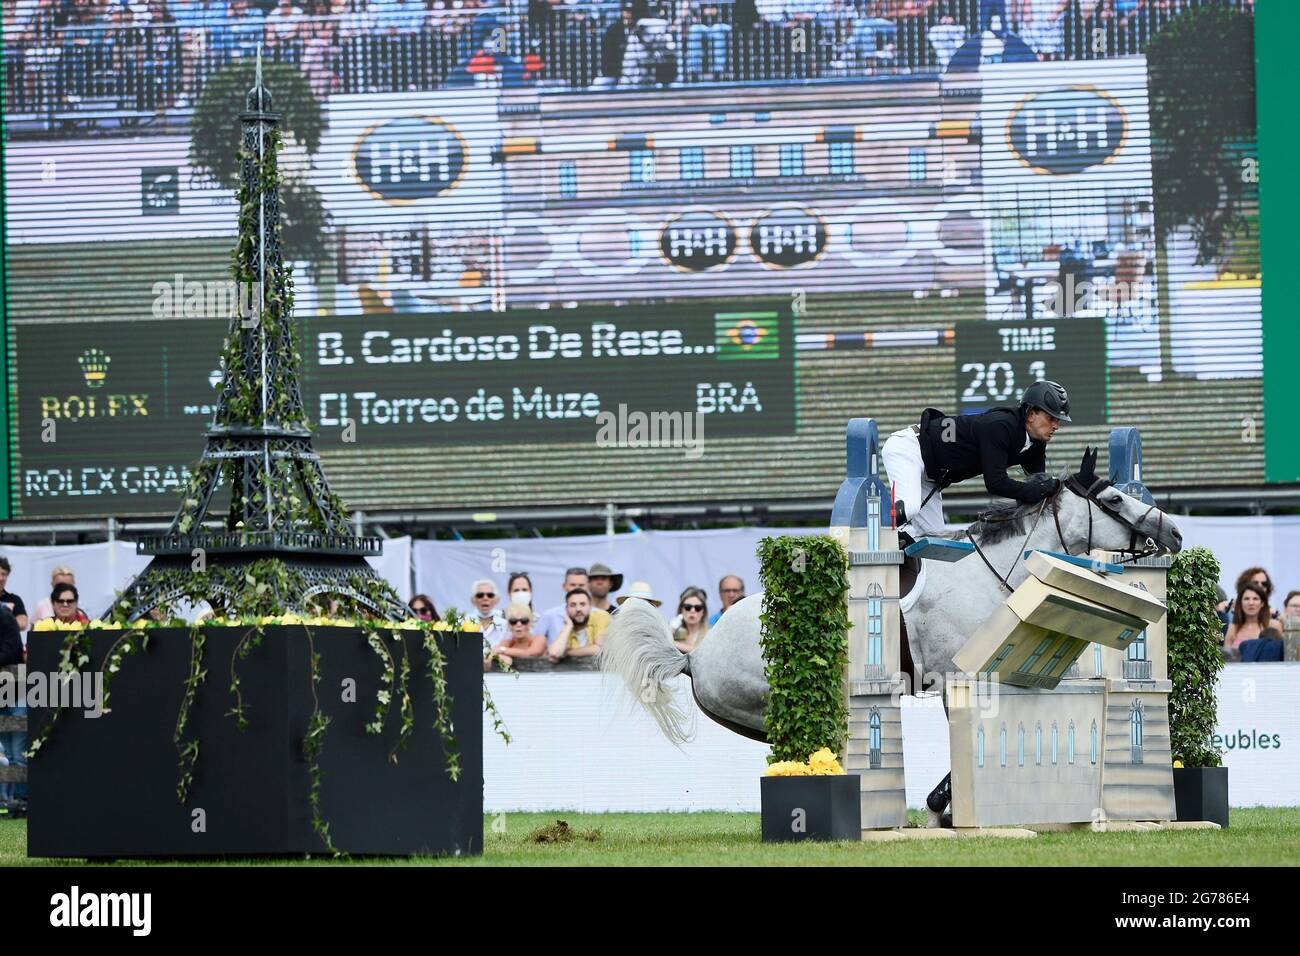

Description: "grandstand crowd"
3 0 1255 117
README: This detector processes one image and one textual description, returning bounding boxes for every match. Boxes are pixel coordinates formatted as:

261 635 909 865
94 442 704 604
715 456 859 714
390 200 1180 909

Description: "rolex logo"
78 349 111 388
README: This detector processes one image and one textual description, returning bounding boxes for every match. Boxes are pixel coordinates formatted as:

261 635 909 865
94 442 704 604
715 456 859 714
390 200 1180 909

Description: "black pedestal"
26 626 482 858
760 774 861 842
1173 766 1230 829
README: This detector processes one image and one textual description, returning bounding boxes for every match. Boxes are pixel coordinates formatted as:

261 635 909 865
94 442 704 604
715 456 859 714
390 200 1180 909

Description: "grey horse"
601 450 1184 817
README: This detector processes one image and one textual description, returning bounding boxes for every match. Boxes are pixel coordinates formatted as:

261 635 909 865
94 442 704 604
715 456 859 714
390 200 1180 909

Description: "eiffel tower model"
114 57 408 623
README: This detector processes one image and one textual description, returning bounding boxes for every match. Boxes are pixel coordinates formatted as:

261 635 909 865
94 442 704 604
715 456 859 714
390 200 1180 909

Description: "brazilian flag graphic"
715 312 780 360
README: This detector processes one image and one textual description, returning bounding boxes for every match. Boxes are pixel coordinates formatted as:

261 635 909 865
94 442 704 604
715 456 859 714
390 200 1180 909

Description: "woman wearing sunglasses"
407 594 439 622
485 602 547 671
672 586 709 653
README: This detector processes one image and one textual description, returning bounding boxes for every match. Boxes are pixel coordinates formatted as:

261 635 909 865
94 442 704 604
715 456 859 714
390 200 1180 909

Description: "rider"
881 380 1072 547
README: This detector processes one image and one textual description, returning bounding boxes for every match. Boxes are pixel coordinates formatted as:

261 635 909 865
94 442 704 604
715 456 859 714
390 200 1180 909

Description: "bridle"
965 476 1165 593
1057 474 1165 565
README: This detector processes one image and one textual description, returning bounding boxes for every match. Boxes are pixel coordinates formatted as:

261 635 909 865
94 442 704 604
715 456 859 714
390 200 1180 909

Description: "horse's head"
1053 447 1183 557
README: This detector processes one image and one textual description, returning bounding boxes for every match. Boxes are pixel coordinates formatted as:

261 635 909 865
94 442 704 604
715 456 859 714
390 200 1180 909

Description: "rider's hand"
1024 473 1061 501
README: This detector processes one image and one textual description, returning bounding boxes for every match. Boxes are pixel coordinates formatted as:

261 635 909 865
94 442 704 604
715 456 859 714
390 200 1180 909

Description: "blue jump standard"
904 537 976 562
1021 549 1125 574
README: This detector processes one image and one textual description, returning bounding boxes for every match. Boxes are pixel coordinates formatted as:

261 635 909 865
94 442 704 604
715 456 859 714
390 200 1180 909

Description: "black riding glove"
1022 473 1061 502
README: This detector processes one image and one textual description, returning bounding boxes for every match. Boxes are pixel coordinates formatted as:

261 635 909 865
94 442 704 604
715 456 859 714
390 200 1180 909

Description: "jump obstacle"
827 420 1199 836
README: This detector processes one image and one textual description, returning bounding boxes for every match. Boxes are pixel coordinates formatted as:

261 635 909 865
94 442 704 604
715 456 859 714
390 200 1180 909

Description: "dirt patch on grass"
529 820 602 844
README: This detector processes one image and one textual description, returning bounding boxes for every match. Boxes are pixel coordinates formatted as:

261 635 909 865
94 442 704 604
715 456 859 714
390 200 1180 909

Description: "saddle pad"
905 537 975 562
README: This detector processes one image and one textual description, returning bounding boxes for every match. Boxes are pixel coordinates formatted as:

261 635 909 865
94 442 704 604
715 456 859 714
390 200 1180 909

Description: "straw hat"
615 580 662 607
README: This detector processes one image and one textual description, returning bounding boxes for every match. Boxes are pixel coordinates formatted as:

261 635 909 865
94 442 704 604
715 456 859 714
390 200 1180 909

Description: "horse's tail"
600 598 695 744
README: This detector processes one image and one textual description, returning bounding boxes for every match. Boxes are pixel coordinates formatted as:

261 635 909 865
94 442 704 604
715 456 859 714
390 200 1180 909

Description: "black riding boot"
926 772 952 814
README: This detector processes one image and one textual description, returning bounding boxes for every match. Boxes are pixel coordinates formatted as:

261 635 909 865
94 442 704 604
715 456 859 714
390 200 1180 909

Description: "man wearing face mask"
586 562 623 612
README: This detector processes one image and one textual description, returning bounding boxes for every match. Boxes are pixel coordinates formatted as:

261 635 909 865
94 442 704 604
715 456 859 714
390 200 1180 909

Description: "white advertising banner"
482 665 1299 812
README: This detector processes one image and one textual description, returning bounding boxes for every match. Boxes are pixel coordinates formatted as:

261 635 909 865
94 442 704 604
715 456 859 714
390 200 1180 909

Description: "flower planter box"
1173 766 1229 829
25 625 482 858
760 774 861 842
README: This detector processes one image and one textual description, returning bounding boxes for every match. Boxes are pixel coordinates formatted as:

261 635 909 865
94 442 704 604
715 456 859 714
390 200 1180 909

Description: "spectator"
547 587 610 661
927 13 964 67
172 0 231 104
709 573 745 625
486 602 547 670
1019 0 1068 61
408 593 439 621
1283 590 1300 623
840 0 898 73
333 0 372 35
132 0 178 112
265 0 307 58
0 558 30 632
469 578 507 643
979 0 1007 31
682 0 731 80
880 0 931 71
1217 566 1281 630
0 604 21 668
30 566 78 624
507 572 534 607
0 604 25 809
586 562 623 612
49 581 89 626
672 586 709 652
300 15 338 97
596 3 633 86
622 1 677 86
373 0 425 33
537 566 588 642
1224 582 1270 651
226 0 267 60
1238 627 1283 663
615 579 662 610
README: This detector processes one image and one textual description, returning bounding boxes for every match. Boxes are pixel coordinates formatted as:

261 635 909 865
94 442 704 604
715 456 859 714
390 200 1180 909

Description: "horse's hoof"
926 809 944 829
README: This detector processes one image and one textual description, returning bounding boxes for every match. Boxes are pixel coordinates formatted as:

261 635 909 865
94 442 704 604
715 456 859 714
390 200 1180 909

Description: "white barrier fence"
483 663 1300 812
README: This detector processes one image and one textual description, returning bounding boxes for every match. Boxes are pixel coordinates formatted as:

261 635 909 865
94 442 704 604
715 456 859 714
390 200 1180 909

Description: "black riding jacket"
918 405 1048 502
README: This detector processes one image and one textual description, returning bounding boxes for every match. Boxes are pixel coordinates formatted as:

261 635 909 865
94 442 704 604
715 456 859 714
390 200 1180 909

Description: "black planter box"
26 626 482 859
760 774 861 842
1173 766 1229 829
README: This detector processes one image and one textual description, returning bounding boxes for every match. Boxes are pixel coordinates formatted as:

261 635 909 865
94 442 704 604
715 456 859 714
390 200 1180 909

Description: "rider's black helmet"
1021 380 1072 422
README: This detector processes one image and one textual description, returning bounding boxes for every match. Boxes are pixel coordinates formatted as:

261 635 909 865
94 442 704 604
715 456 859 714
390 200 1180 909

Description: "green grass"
2 808 1297 866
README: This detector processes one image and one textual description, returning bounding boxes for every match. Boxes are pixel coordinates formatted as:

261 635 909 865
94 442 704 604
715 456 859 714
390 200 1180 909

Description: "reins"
964 477 1162 591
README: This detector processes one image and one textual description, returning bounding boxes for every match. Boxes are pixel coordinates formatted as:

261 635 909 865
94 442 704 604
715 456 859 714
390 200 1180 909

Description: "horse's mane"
934 496 1061 546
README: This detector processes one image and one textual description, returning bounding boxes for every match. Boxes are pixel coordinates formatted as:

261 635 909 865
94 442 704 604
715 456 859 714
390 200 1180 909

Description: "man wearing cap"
586 562 623 612
881 380 1072 547
547 587 612 662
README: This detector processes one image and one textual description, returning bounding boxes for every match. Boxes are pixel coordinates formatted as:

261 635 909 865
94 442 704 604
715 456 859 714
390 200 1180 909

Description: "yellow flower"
1173 759 1184 769
765 760 813 777
807 747 845 775
34 618 57 631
